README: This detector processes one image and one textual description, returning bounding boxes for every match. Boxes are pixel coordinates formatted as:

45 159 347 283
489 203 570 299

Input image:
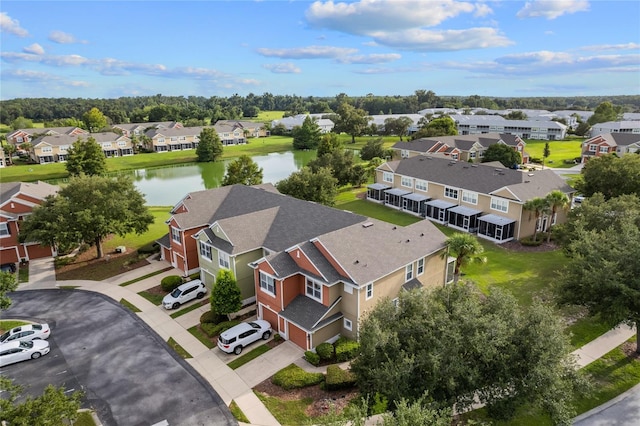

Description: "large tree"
411 116 457 139
442 233 486 283
65 136 107 176
221 155 263 186
351 284 587 425
334 103 371 143
359 138 386 161
0 272 19 310
587 101 623 125
308 149 356 187
384 116 413 141
482 144 522 168
317 133 343 157
276 167 337 206
19 175 154 259
196 127 223 162
211 269 242 320
576 154 640 199
292 115 322 150
82 107 108 133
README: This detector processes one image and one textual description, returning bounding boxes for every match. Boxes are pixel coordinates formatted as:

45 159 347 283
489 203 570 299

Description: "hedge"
161 275 183 292
201 320 240 338
304 351 320 366
335 338 360 362
316 342 334 361
272 364 324 390
200 311 227 324
325 365 357 391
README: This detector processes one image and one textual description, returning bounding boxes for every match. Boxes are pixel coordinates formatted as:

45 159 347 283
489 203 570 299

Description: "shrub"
304 351 320 366
54 256 75 269
200 311 226 324
161 275 183 292
273 333 282 342
137 243 159 255
369 393 389 415
316 342 334 361
201 320 240 338
325 365 357 391
335 338 360 362
520 236 544 247
272 364 324 390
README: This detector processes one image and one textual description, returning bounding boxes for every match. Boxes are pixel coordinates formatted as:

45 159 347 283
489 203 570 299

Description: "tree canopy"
0 272 19 310
65 136 107 176
576 154 640 199
587 101 623 125
82 107 108 132
442 233 485 282
292 116 322 150
482 144 522 168
411 116 458 139
211 269 242 319
333 103 371 143
359 138 386 161
308 149 356 187
196 127 223 162
383 116 413 141
351 284 587 425
19 175 154 259
316 133 343 157
276 167 337 206
221 155 263 186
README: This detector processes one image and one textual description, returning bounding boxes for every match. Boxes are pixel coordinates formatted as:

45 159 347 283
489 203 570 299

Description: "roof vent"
392 226 397 230
362 222 374 228
406 239 411 243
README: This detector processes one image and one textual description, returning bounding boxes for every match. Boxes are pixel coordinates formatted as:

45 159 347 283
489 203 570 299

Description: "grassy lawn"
119 266 173 287
188 325 216 349
104 206 172 252
170 300 208 319
524 138 583 168
119 298 141 313
254 111 285 122
227 344 271 370
17 264 28 283
0 320 30 333
167 337 192 359
72 411 97 426
138 290 164 306
255 391 314 426
229 400 250 423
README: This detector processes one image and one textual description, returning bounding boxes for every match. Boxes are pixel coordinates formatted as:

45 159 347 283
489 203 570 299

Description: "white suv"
162 280 207 310
218 320 272 355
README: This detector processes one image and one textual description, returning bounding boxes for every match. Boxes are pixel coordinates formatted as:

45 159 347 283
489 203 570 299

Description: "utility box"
115 246 126 253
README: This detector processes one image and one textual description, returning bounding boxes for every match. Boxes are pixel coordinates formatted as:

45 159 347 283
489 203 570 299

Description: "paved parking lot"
1 289 237 426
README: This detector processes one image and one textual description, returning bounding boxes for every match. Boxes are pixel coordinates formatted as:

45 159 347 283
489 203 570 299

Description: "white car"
0 323 50 343
0 340 50 366
218 320 272 355
162 280 207 310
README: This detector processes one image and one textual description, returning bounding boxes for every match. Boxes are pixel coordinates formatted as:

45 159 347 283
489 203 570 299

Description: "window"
446 257 456 284
118 141 127 147
179 136 186 141
259 272 275 295
444 187 458 200
599 146 609 153
306 278 322 302
417 258 425 276
218 251 230 269
158 138 165 143
102 143 112 148
401 176 412 188
470 151 476 159
60 145 69 151
382 172 393 183
171 227 181 244
490 197 509 213
344 318 353 331
462 191 478 205
41 146 52 153
199 241 212 260
405 264 414 282
415 180 427 191
365 283 373 300
452 153 458 160
0 222 10 237
171 137 177 142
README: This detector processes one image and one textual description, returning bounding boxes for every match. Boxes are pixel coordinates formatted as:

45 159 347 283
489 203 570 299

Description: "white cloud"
1 69 59 82
517 0 590 20
23 43 45 55
256 45 357 59
0 12 29 37
306 0 476 34
336 53 401 64
371 27 513 51
581 43 640 52
263 63 302 74
48 30 88 44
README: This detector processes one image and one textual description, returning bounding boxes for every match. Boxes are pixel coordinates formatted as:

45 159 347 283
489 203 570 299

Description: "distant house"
368 156 574 243
144 126 203 152
392 133 529 164
6 127 88 148
271 114 335 133
589 121 640 137
112 121 182 138
214 120 269 139
451 115 567 140
580 133 640 163
368 114 425 135
29 132 133 163
0 181 59 263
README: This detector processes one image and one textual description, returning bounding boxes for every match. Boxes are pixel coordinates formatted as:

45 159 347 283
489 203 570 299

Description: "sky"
1 0 639 100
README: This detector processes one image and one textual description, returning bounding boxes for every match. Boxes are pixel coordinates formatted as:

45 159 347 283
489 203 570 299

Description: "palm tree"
523 197 548 242
442 233 486 283
544 190 570 243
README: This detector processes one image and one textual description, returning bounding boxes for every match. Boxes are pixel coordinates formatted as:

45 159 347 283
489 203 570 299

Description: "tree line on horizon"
1 91 639 127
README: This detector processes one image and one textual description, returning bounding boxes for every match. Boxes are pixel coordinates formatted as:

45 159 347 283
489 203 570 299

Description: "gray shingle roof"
279 295 341 331
393 133 515 152
0 181 58 207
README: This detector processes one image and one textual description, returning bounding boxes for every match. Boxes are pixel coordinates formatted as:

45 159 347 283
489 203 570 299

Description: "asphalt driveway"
1 289 237 426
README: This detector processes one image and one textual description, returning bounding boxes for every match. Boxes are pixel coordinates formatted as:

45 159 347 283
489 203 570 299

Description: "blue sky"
1 0 639 100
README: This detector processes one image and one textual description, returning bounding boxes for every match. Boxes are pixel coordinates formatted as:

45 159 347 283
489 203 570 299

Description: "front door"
495 226 503 241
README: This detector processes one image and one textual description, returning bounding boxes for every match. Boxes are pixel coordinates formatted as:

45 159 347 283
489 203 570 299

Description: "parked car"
218 320 272 355
0 340 50 366
0 263 16 274
162 280 207 310
0 323 50 344
573 194 585 204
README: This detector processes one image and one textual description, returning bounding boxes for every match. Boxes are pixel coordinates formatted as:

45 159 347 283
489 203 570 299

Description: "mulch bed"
622 342 640 361
498 240 559 253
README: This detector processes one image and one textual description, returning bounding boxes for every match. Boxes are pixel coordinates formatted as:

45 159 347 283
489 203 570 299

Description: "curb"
572 383 640 424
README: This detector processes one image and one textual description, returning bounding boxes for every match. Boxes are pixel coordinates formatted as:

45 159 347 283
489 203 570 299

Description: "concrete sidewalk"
571 324 636 367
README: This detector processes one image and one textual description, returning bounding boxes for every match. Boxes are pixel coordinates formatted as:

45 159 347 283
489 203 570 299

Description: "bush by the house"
201 320 240 338
161 275 183 292
316 342 334 361
272 364 324 390
325 365 357 391
200 311 227 324
137 243 160 255
304 351 320 366
335 337 360 362
520 236 545 246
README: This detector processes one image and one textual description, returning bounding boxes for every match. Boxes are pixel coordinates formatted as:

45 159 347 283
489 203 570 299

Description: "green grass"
72 411 97 426
229 400 250 423
0 320 30 333
104 206 172 252
170 299 208 319
58 285 80 289
524 139 583 168
255 390 314 425
167 337 192 359
119 266 173 287
119 298 141 312
188 325 217 349
137 290 164 306
17 264 28 283
566 314 613 349
227 344 271 370
254 111 285 122
55 251 149 281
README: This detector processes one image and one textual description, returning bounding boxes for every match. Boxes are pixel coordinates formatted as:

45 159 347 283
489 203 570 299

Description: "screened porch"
477 214 516 243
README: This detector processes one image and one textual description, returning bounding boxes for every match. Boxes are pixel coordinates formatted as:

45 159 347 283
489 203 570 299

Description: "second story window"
445 187 459 200
415 180 427 191
417 258 425 275
218 251 230 269
259 271 275 295
305 278 322 302
462 191 478 205
199 241 212 260
383 172 393 183
599 146 609 153
365 283 373 300
171 227 181 244
405 264 414 282
0 222 10 237
401 176 412 188
491 197 509 213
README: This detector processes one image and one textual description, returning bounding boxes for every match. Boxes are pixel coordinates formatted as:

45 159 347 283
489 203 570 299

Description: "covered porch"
447 205 483 233
477 214 516 243
401 193 431 216
384 188 411 209
366 183 391 203
425 199 456 223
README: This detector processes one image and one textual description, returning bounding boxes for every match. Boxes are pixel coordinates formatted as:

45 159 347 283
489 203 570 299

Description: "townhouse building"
6 126 88 148
29 132 133 163
580 133 640 163
144 126 204 152
451 115 567 140
271 114 335 133
589 121 640 137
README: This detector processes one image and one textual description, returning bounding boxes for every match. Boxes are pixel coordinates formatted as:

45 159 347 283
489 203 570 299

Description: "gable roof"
392 133 518 153
584 133 640 147
0 181 59 209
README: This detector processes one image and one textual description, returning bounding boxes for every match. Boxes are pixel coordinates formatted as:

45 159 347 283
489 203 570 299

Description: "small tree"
0 272 19 310
292 116 322 150
543 142 551 169
442 233 486 282
544 190 570 242
360 138 385 161
196 128 223 162
66 136 107 176
317 133 343 157
221 155 263 186
211 269 242 320
523 197 548 242
411 116 457 139
482 144 522 168
276 167 338 206
82 107 108 133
